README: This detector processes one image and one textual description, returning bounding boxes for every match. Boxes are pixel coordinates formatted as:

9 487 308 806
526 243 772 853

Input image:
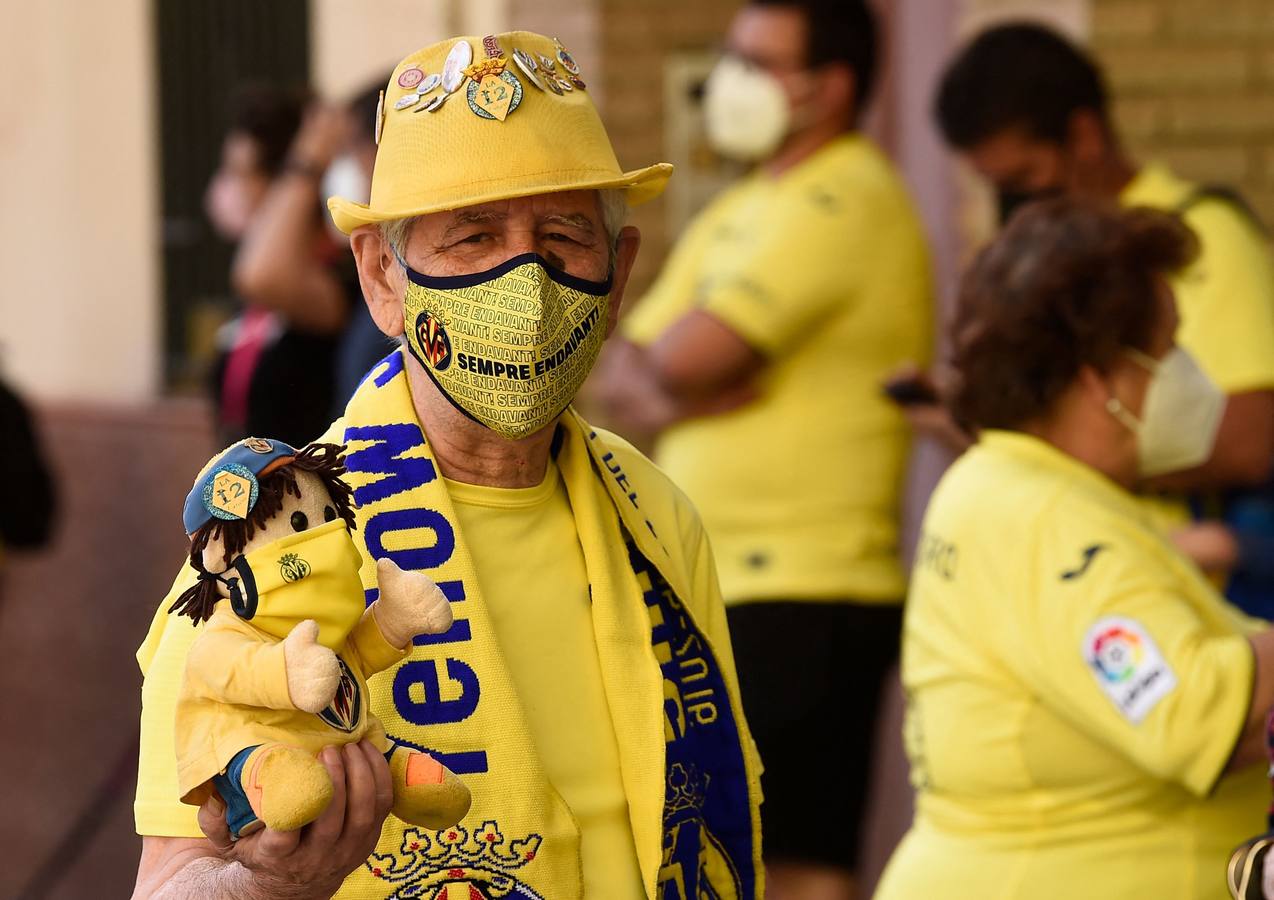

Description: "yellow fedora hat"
329 31 673 234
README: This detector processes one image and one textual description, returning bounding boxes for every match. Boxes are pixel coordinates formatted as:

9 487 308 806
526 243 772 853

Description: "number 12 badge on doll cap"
183 438 300 534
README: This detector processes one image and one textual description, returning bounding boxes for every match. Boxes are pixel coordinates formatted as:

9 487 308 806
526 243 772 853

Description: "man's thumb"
198 793 234 853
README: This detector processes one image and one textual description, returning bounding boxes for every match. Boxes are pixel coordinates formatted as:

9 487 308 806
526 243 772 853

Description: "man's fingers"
255 823 302 857
362 740 395 822
197 795 234 854
306 746 348 848
341 742 377 837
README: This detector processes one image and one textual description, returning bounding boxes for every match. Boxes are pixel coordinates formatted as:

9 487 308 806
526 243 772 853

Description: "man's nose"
503 230 538 258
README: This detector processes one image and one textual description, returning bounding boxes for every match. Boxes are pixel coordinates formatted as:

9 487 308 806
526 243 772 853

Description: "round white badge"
441 41 474 94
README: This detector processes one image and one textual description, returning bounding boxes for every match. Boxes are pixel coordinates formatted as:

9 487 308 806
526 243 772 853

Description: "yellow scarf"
325 350 762 899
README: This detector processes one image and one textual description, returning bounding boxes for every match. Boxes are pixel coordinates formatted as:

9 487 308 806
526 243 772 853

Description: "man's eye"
458 233 488 245
290 511 309 532
546 232 578 244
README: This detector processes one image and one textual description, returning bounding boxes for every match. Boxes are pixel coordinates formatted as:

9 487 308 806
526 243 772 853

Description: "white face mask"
702 56 791 162
322 155 371 241
1105 347 1226 477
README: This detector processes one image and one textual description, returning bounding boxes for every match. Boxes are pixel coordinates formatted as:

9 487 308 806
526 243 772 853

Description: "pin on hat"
182 438 299 534
465 34 523 121
327 30 671 235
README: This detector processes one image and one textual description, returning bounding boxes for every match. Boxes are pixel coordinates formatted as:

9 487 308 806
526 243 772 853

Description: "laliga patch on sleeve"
1082 616 1177 724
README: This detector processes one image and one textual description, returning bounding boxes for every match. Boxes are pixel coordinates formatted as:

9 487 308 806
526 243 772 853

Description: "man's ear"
1066 108 1108 165
821 62 857 126
605 225 642 337
350 225 406 337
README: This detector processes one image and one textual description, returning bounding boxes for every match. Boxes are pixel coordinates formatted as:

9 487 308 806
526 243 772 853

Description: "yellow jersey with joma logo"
877 430 1266 900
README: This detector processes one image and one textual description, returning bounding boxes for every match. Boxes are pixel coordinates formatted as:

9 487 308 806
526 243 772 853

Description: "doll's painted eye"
324 505 337 522
290 511 309 532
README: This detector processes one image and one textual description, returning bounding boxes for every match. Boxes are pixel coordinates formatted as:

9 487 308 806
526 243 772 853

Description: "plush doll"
170 437 471 838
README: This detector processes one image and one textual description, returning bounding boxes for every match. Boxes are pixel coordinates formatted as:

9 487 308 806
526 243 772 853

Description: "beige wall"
0 0 159 403
310 0 457 100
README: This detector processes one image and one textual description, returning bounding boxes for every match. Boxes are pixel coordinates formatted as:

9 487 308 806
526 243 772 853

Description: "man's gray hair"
379 188 629 261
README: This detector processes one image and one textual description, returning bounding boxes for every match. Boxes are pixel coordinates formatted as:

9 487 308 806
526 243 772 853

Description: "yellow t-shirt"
624 134 933 605
1122 163 1274 395
1121 164 1274 533
445 461 645 898
876 430 1267 900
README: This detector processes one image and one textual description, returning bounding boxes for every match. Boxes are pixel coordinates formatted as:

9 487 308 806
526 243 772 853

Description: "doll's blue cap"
182 438 299 534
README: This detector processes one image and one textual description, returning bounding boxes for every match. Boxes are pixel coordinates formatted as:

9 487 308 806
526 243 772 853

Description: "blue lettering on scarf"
354 350 405 393
344 415 487 774
344 423 436 506
628 543 756 900
392 658 481 725
364 508 456 571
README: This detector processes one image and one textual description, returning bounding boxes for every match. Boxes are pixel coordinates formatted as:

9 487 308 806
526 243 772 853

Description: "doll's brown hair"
169 442 358 623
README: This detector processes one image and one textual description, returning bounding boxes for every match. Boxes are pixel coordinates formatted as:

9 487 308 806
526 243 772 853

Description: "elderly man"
132 32 762 900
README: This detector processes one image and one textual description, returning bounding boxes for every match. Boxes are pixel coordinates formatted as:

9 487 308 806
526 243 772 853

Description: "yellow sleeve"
135 567 205 837
185 616 294 710
621 189 737 347
1015 534 1253 797
1174 200 1274 393
348 606 411 676
694 193 869 357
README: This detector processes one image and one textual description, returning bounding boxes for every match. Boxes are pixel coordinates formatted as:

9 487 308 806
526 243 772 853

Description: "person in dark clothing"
0 374 57 562
325 77 398 415
205 85 350 448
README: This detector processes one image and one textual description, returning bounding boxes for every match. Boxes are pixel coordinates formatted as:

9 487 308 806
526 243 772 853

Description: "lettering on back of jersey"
1061 543 1108 581
1082 616 1177 724
915 530 958 581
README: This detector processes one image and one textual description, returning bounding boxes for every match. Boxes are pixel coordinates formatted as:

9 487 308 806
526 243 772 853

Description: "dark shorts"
727 600 903 872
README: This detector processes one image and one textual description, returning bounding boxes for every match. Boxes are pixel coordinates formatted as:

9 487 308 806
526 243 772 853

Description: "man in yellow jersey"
921 24 1274 532
596 2 932 897
131 32 763 900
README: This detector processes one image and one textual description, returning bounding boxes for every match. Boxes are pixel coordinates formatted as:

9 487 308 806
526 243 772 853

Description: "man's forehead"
968 127 1056 183
424 191 603 227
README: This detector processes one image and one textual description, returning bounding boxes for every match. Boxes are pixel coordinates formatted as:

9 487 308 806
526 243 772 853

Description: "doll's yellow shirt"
173 603 406 803
875 431 1266 900
443 462 645 898
623 133 933 605
135 593 406 835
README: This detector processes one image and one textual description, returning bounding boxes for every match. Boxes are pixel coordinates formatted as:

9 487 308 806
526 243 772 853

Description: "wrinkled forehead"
412 190 605 236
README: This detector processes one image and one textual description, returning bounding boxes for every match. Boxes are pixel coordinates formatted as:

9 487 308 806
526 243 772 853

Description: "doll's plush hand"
283 619 341 713
373 558 454 650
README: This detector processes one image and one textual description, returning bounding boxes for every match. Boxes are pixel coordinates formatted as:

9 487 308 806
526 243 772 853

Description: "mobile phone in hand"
882 376 939 407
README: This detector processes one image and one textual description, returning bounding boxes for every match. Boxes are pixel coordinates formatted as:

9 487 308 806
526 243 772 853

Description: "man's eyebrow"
541 213 597 234
441 209 507 238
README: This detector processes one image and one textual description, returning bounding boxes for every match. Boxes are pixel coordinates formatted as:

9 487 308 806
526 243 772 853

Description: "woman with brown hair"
876 198 1274 900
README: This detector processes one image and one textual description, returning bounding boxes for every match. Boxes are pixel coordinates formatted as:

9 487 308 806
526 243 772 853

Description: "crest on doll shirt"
318 658 362 733
366 821 546 899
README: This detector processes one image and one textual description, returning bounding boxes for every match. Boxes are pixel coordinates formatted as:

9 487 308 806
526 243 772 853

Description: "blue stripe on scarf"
627 542 757 899
344 417 488 776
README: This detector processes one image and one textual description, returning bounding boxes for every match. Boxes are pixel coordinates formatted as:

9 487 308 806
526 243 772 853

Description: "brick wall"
1093 0 1274 224
597 0 742 295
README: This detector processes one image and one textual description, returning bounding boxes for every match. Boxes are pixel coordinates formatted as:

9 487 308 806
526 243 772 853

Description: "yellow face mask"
399 251 612 439
219 518 366 651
